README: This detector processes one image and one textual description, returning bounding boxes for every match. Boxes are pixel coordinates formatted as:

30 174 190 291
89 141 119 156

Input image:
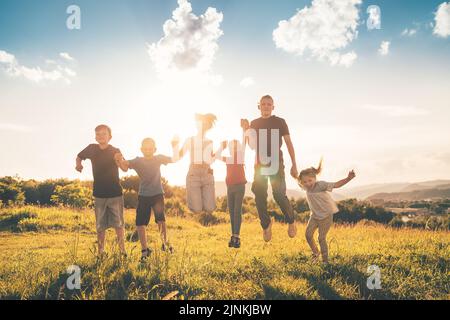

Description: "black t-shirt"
250 116 290 166
78 144 123 198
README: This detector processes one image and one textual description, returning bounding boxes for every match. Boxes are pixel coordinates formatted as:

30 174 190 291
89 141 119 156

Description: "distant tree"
21 180 40 204
51 183 92 208
38 179 71 205
0 178 25 206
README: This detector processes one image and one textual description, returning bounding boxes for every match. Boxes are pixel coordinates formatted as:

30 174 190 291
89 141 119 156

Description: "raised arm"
241 119 256 150
283 135 298 178
171 137 190 161
334 170 356 189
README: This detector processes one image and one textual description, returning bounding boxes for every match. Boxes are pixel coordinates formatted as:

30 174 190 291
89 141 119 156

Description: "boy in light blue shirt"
116 138 174 261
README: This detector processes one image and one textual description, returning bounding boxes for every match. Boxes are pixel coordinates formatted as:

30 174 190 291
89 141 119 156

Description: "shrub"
51 183 92 208
123 190 138 209
0 177 25 206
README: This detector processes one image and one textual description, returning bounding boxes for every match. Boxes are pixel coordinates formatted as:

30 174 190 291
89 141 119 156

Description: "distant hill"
368 186 450 201
210 180 450 202
340 180 450 200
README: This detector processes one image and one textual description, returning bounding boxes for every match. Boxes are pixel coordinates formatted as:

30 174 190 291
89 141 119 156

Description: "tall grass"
0 206 448 300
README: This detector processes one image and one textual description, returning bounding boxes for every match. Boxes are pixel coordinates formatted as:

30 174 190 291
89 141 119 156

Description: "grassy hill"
0 206 448 300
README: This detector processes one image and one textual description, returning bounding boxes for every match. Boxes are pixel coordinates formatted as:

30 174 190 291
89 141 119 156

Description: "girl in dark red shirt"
218 139 247 248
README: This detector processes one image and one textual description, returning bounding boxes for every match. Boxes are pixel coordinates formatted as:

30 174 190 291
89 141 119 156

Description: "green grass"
0 206 448 300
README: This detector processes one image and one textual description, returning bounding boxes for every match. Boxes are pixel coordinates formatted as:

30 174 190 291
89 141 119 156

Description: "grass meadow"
0 206 448 300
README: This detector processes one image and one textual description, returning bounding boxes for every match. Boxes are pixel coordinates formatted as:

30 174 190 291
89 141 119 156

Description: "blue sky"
1 0 449 187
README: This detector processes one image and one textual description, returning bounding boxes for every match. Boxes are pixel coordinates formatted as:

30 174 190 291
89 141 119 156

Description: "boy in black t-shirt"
76 125 125 256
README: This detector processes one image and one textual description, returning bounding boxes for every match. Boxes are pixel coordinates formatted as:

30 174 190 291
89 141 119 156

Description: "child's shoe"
228 236 241 249
140 248 152 262
162 243 174 254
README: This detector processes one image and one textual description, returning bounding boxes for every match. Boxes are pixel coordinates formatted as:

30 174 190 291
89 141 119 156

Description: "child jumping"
115 138 174 262
297 160 356 264
76 125 126 257
217 138 247 249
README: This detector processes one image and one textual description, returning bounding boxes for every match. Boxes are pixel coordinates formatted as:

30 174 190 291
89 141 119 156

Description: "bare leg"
158 222 168 244
317 216 333 263
115 227 126 253
137 226 148 251
97 230 106 254
305 217 320 257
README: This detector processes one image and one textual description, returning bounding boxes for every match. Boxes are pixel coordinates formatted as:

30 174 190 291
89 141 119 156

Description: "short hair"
95 124 112 136
259 95 274 104
141 138 156 147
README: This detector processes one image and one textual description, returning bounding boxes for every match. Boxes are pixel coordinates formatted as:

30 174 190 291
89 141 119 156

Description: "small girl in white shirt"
297 160 356 263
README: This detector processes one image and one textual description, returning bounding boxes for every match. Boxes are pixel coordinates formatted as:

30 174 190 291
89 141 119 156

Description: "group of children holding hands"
76 95 356 264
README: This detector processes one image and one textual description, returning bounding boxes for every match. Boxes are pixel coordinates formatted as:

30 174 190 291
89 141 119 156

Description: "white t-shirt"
305 181 339 220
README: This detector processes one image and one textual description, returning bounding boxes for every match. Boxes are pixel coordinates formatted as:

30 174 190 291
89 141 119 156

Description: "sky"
0 0 449 189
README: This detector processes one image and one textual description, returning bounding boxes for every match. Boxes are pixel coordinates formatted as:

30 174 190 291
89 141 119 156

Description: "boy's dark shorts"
136 194 165 226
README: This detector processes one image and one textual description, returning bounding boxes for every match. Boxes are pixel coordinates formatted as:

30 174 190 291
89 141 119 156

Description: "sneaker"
228 236 241 249
162 243 174 254
263 219 273 242
140 248 152 262
288 222 297 238
233 237 241 248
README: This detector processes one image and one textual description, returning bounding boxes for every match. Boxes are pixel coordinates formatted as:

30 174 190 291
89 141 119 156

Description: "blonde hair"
299 158 323 181
195 113 217 132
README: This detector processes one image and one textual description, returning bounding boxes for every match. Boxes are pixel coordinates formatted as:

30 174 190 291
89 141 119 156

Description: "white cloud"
239 77 255 88
273 0 362 67
0 50 76 84
59 52 75 62
147 0 223 79
363 105 429 117
401 28 417 36
378 41 390 56
434 2 450 38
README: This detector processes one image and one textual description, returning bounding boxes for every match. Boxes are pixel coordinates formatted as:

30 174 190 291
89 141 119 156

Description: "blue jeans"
227 183 246 236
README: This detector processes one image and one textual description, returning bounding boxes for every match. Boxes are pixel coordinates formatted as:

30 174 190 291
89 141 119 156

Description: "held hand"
348 170 356 180
221 140 228 149
171 136 180 148
114 153 123 162
75 164 83 173
290 165 299 179
240 119 250 131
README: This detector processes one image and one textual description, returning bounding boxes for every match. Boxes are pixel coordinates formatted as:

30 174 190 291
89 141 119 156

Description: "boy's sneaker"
228 236 241 249
162 243 174 254
140 248 152 262
263 219 273 242
288 222 297 238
